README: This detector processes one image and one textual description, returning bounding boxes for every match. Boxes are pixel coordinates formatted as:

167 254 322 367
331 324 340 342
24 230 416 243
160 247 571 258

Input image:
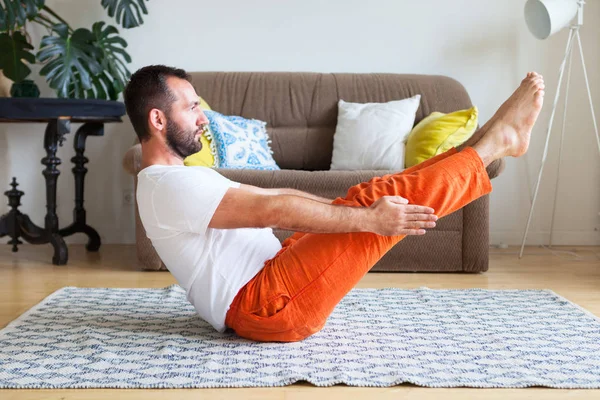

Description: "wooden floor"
1 244 599 399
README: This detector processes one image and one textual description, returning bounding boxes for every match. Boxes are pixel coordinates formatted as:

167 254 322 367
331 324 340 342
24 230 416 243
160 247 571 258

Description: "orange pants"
225 147 492 342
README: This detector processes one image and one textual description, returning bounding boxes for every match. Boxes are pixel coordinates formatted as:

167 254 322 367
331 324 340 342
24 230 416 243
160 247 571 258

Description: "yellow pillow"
198 96 211 111
404 106 478 168
184 96 215 167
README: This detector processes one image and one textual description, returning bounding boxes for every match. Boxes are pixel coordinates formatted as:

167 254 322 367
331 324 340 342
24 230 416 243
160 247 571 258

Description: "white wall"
1 0 599 246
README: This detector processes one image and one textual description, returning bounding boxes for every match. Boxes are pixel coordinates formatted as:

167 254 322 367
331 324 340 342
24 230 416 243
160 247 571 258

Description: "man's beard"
165 118 203 159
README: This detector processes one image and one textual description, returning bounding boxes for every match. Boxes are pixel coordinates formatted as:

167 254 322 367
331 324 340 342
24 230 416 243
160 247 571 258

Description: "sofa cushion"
405 106 478 168
206 110 280 170
330 96 421 171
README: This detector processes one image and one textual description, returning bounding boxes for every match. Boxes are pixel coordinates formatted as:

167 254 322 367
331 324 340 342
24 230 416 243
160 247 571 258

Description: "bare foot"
475 72 545 161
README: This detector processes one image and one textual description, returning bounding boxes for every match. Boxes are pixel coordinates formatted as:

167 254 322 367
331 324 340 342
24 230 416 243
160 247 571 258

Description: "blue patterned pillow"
204 110 280 170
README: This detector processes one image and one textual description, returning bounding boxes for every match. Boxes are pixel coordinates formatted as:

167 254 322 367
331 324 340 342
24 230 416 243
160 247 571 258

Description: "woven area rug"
1 285 600 389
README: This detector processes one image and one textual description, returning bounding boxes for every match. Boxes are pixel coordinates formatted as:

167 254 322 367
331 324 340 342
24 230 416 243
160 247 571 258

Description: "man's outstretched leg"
225 72 545 342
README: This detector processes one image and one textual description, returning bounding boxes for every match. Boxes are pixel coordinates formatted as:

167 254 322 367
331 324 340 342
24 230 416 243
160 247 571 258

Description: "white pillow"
330 95 421 170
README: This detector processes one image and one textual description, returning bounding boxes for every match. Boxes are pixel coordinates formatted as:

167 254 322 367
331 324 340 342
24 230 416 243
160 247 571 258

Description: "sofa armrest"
122 145 166 270
123 143 142 176
132 174 167 271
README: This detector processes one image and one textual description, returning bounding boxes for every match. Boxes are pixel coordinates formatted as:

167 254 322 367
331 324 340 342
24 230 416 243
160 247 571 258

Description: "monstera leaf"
101 0 148 29
0 0 45 32
90 71 118 100
37 23 102 98
91 21 131 100
0 31 35 82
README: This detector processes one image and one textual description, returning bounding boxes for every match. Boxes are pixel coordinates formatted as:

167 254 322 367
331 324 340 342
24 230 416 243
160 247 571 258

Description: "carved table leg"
58 122 104 251
41 119 70 264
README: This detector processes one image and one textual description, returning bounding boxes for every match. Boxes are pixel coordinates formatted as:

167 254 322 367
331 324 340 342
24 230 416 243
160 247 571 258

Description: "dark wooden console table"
0 98 126 265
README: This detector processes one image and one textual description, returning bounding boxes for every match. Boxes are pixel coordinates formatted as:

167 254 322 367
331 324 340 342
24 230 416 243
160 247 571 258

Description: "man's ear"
148 108 167 133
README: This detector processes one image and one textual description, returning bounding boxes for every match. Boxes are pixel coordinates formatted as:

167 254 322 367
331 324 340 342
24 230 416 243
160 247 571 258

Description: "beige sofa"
122 72 504 273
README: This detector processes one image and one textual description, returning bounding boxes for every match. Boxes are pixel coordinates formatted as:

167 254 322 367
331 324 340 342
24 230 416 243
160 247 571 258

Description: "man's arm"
239 184 333 204
208 186 437 236
276 188 334 204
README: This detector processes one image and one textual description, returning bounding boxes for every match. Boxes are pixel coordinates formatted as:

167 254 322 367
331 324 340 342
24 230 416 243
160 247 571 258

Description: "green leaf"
90 21 130 99
23 0 44 19
0 0 45 31
1 0 18 31
101 0 147 29
67 69 118 100
0 31 35 82
91 72 108 100
91 71 121 100
37 23 102 98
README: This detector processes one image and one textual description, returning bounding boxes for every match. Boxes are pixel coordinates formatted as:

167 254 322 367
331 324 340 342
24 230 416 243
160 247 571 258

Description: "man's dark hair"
123 65 191 142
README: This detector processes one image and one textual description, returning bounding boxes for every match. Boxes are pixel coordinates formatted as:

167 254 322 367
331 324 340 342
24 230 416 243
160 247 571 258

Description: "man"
124 65 544 342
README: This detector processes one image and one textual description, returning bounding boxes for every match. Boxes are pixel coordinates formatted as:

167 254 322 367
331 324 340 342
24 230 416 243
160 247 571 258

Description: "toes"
534 91 544 106
535 89 545 101
521 73 545 92
525 72 543 81
531 77 545 90
524 73 543 85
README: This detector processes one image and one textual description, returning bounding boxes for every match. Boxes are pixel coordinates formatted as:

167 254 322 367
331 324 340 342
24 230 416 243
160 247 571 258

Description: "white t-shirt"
136 165 282 332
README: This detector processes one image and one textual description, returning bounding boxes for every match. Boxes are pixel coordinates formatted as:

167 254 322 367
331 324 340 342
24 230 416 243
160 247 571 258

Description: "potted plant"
0 0 148 99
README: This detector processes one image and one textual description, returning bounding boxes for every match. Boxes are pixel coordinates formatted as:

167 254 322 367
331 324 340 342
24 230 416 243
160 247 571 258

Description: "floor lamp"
519 0 600 258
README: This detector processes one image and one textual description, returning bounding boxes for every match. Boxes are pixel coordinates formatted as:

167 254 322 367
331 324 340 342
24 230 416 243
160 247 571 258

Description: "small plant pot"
10 80 41 98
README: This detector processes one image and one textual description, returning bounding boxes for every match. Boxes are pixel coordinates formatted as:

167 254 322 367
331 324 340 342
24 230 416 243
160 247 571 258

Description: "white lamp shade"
525 0 578 39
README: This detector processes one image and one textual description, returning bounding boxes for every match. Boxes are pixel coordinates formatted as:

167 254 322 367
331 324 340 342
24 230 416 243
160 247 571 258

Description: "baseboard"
490 230 600 246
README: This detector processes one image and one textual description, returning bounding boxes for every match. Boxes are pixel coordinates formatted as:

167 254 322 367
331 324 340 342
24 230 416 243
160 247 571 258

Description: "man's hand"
209 188 438 236
367 196 438 236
